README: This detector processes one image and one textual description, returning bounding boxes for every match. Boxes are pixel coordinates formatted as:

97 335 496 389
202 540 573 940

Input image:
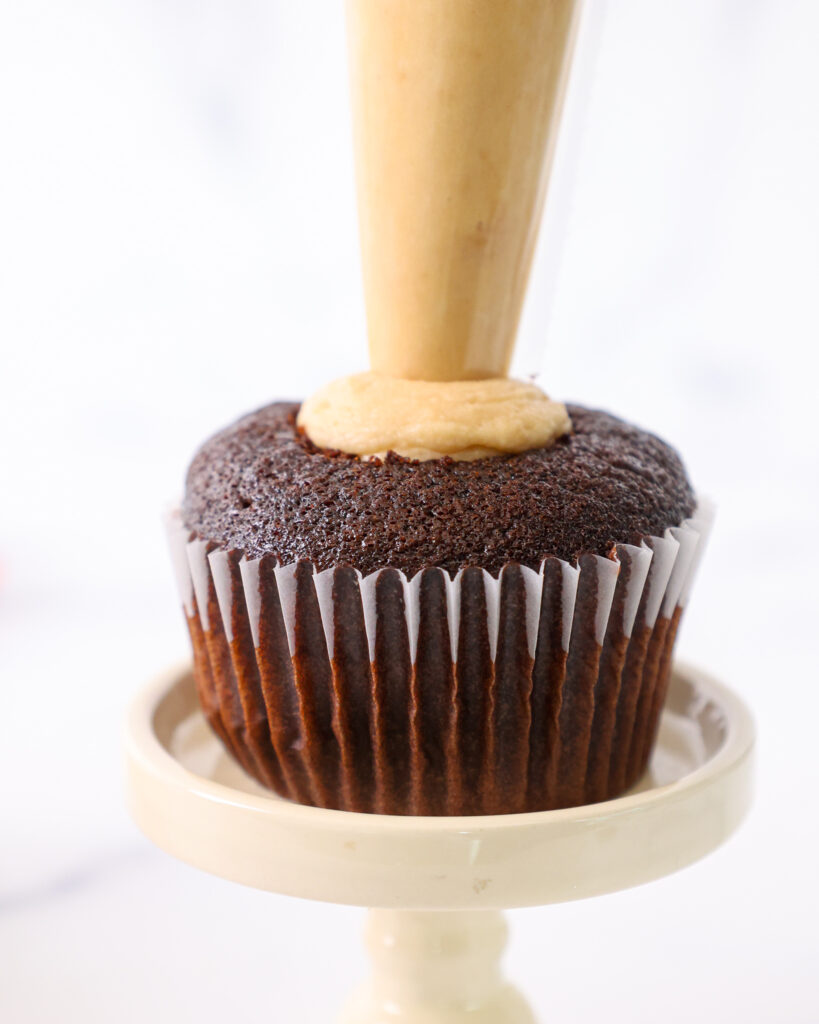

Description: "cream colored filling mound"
297 372 572 461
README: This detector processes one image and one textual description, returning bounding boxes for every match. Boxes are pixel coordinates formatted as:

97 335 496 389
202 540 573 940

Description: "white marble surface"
1 1 818 1021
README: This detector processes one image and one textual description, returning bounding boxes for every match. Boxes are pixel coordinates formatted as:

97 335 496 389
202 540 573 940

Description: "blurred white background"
1 1 817 1021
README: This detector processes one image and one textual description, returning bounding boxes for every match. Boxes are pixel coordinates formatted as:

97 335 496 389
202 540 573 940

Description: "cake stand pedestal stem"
339 909 537 1024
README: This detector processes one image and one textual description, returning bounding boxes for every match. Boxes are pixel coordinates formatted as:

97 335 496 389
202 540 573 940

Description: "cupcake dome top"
183 403 694 577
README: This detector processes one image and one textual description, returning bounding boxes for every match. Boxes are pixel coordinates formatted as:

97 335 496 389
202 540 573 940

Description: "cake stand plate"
126 661 754 1023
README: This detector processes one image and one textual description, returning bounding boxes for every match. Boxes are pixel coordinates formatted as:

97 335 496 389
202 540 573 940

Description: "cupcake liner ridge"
166 500 714 815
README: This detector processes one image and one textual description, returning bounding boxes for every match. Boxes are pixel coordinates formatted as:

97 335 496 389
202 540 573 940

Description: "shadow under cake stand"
125 660 754 1023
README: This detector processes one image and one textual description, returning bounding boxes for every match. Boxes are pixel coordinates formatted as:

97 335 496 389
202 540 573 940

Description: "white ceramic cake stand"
125 661 753 1023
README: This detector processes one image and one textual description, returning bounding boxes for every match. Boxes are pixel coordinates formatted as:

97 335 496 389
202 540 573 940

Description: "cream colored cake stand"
125 661 754 1023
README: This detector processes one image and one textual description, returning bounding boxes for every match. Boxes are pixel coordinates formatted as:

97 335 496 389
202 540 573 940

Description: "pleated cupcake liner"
166 500 713 815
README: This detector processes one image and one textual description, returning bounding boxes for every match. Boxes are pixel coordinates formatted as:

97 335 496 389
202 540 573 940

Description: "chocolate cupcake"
167 401 711 815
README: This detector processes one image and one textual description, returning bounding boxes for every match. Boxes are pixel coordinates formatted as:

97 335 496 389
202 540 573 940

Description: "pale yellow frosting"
297 373 571 461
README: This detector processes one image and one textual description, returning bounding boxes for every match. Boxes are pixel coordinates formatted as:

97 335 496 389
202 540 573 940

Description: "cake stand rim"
125 659 754 907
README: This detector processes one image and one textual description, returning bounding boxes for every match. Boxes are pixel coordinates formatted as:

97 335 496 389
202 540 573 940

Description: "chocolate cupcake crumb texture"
183 403 695 576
